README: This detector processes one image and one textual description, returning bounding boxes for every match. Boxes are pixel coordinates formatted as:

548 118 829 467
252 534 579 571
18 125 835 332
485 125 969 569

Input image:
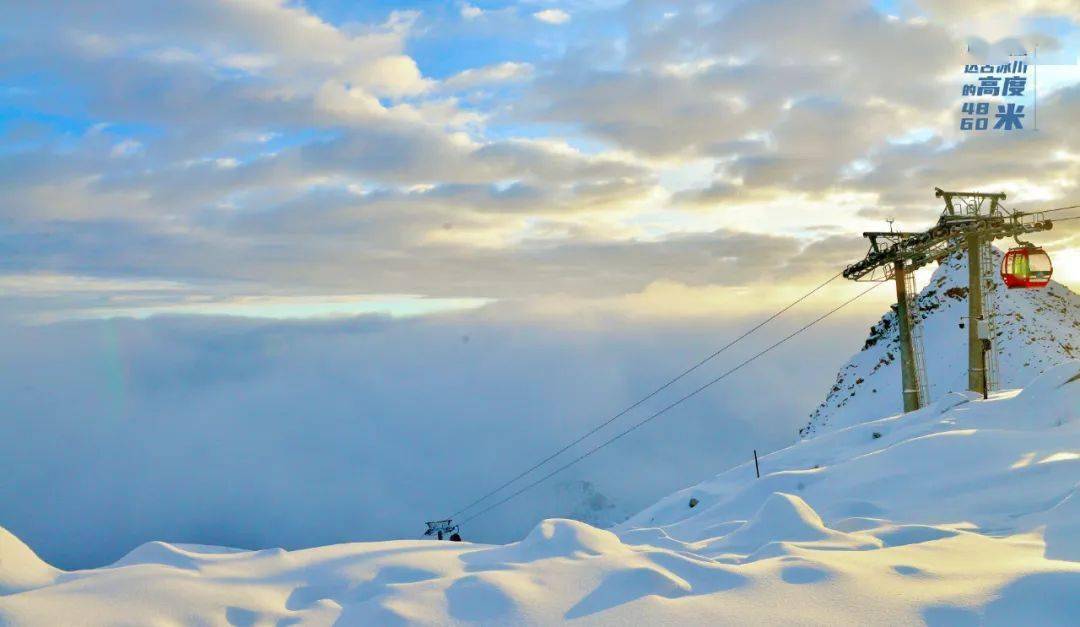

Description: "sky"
0 0 1078 323
1 0 1079 568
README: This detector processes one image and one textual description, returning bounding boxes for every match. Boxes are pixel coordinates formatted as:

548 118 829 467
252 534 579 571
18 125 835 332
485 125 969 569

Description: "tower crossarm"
843 215 1052 281
935 187 1007 218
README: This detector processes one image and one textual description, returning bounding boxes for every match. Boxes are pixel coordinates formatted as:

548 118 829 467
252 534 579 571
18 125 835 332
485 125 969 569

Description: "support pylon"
966 233 987 396
979 242 999 392
893 261 920 412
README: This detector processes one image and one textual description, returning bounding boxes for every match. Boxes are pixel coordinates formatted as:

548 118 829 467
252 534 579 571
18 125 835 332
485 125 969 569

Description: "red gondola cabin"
1000 246 1052 289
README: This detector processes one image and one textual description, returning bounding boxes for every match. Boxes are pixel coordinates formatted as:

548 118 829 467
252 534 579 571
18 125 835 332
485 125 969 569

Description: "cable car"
1000 245 1053 288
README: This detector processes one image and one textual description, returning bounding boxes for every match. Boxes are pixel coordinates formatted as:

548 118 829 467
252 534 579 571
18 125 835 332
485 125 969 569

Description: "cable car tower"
424 519 461 541
843 188 1053 411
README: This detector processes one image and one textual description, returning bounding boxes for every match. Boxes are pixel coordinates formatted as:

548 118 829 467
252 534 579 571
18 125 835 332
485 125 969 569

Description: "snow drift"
0 528 59 596
2 362 1077 625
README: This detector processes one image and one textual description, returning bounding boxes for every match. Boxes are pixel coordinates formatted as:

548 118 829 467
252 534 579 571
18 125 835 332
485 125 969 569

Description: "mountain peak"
801 247 1080 438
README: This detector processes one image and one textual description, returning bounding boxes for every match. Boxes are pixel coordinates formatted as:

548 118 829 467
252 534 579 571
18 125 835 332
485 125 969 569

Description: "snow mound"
728 492 835 545
0 527 59 595
516 517 624 558
110 540 263 570
1042 489 1080 562
714 492 878 558
472 517 627 565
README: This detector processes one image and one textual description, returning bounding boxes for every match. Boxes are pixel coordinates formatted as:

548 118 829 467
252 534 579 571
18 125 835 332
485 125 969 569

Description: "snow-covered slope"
801 248 1080 438
0 528 59 596
2 363 1077 625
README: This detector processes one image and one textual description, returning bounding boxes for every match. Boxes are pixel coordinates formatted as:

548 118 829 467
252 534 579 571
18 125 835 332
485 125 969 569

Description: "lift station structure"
844 188 1054 412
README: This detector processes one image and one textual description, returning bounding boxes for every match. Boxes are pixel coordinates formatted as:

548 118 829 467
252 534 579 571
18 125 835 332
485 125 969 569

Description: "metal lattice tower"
979 242 1000 392
905 271 931 405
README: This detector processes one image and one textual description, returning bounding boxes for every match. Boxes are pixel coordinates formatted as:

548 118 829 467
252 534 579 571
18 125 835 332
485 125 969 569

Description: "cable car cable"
1016 204 1080 216
446 270 844 520
1039 204 1080 214
459 280 885 525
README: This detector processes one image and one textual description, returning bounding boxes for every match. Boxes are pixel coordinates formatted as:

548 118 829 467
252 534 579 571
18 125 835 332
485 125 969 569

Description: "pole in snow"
753 449 760 479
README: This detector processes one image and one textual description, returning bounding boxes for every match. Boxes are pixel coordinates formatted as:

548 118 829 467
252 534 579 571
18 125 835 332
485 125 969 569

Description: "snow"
801 247 1080 438
3 359 1078 625
0 528 59 596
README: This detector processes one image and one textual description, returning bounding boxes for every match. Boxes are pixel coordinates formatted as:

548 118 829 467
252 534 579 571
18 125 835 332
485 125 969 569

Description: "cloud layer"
0 310 867 569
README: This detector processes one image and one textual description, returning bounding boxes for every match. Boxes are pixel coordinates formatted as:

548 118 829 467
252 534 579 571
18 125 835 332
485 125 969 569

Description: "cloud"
522 0 1079 238
533 8 571 25
110 138 143 158
345 54 432 97
443 61 535 91
460 2 484 20
531 1 960 160
0 0 1077 324
0 308 873 569
0 2 433 143
913 0 1080 19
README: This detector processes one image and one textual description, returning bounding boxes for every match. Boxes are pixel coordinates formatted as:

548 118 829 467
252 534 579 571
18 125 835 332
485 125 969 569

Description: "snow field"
2 362 1077 625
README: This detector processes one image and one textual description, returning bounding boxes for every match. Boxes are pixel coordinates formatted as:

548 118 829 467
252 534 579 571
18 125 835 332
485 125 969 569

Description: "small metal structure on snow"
424 519 460 541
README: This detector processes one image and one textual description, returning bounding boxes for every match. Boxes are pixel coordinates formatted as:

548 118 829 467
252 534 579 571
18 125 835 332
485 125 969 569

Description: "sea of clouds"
0 308 866 569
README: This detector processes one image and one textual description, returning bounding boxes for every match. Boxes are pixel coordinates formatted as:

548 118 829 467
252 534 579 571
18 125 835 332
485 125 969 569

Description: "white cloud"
110 139 143 157
533 8 571 24
443 61 535 90
460 2 484 19
345 54 432 97
219 53 276 74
